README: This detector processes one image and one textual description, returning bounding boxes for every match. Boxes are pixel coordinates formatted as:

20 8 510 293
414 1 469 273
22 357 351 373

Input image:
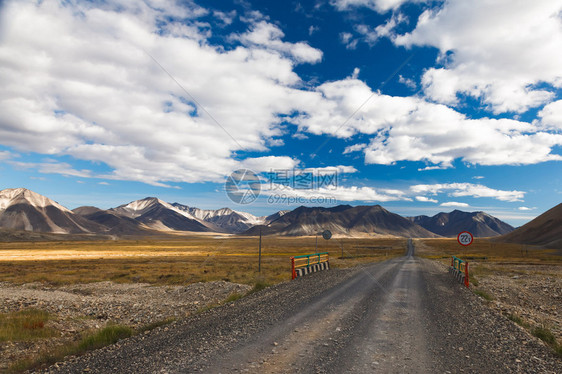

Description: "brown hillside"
499 203 562 249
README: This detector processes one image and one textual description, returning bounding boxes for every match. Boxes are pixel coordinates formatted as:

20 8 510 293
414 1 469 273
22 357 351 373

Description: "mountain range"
244 205 439 238
407 210 514 237
0 188 285 237
0 187 545 242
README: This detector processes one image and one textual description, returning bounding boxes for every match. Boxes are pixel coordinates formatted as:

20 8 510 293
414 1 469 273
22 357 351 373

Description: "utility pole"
258 228 262 272
315 234 318 252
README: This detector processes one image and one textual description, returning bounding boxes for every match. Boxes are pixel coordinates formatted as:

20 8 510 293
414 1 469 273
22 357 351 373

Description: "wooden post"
315 234 318 252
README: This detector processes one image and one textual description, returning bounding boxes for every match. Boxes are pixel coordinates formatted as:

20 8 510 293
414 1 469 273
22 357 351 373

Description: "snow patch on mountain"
0 188 71 213
113 198 197 221
0 188 100 234
171 203 287 233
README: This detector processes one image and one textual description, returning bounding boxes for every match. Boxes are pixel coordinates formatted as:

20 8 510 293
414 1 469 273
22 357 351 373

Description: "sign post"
457 231 474 246
454 231 473 288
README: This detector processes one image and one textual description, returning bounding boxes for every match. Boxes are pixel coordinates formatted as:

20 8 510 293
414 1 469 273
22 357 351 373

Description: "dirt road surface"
45 240 561 373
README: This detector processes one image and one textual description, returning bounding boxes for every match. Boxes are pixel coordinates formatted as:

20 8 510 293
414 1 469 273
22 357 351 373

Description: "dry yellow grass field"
0 236 407 286
414 237 562 278
415 237 561 261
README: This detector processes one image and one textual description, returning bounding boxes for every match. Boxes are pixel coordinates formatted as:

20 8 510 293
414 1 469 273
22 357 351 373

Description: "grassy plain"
414 237 562 279
0 236 407 286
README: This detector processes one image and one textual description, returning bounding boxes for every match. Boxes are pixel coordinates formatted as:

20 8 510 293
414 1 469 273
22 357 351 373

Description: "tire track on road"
205 259 402 373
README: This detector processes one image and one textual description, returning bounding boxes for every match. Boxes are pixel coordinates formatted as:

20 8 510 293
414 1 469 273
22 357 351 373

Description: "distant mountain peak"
0 187 99 234
243 204 437 238
408 210 513 237
171 203 277 233
111 197 211 232
0 187 71 213
114 197 186 218
124 196 166 208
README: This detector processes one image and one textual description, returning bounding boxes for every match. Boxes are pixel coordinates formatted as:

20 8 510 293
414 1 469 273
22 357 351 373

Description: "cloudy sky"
1 0 561 225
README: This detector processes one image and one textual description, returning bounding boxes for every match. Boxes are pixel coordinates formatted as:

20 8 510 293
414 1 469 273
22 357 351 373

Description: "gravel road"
44 240 561 373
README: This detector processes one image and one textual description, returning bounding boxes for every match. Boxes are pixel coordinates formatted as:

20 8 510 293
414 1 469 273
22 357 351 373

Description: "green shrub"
247 280 270 295
225 292 244 303
8 324 133 373
532 326 556 346
78 325 133 351
0 309 56 342
137 318 175 334
507 313 530 328
473 289 493 301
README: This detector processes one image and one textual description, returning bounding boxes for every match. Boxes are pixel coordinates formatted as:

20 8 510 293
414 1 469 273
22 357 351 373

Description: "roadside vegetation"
5 314 180 374
0 309 56 342
508 318 562 358
532 326 562 357
8 323 135 373
416 238 562 358
473 289 494 301
508 313 530 328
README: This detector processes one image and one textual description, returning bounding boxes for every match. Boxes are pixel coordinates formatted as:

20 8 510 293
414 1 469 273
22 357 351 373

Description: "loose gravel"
39 253 562 374
0 280 250 372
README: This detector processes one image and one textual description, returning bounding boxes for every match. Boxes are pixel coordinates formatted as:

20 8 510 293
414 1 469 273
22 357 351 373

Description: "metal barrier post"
291 257 296 280
464 261 470 288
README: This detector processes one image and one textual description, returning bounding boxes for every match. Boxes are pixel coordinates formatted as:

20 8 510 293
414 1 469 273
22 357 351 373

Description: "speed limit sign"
457 231 474 246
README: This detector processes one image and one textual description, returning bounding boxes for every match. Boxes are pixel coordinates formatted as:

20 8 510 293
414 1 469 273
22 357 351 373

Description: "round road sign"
457 231 474 246
322 230 332 240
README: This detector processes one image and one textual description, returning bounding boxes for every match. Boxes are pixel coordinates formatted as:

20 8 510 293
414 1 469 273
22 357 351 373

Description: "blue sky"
1 0 561 226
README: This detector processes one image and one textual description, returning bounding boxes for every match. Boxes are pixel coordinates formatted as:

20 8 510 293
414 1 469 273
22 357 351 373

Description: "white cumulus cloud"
398 75 416 90
410 183 525 202
440 201 469 208
234 21 323 64
2 0 561 189
395 0 562 114
0 0 323 186
415 196 437 203
264 183 409 202
294 78 562 167
537 100 562 130
331 0 420 13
